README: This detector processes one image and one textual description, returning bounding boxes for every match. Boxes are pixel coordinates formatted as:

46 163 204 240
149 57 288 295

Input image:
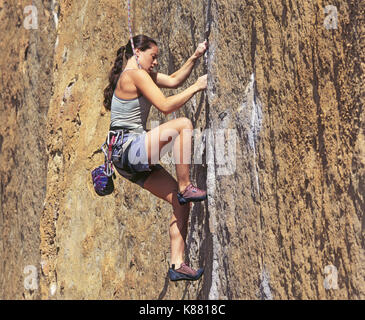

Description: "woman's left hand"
193 40 208 59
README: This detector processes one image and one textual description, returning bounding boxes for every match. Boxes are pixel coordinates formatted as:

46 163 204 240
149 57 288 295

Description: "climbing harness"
108 127 139 163
102 131 119 176
91 128 135 196
127 0 141 69
101 128 139 176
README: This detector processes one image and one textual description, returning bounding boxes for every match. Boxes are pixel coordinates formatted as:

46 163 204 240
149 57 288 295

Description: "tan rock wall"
0 0 56 299
1 0 364 299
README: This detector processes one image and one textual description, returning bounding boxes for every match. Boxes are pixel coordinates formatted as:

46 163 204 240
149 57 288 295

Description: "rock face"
0 0 364 299
0 0 56 299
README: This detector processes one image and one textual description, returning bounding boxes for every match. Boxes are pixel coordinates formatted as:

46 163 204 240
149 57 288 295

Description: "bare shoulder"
130 69 151 80
128 69 157 89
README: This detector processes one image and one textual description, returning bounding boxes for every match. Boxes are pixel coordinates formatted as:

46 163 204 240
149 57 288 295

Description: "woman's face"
137 44 159 73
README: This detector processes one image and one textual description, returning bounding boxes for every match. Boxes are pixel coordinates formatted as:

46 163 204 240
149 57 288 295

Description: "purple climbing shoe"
177 184 207 205
168 262 204 281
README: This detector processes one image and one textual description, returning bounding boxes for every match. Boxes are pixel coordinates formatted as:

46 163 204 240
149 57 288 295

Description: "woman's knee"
177 117 193 131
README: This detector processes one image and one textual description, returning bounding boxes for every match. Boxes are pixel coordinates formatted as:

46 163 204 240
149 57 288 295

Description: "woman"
103 34 207 281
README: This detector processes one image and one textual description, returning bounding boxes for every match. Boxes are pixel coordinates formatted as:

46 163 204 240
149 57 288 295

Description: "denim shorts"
112 132 163 187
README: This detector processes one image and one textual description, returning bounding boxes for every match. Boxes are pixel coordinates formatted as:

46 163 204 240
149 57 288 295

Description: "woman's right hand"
195 74 207 91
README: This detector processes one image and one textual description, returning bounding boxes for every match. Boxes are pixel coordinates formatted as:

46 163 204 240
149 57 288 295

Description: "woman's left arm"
153 41 208 89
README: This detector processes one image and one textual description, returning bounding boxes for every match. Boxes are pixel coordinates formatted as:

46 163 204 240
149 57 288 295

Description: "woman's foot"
177 184 207 205
168 262 204 281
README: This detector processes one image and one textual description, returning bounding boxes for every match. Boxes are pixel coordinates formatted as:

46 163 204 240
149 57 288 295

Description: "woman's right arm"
132 70 207 115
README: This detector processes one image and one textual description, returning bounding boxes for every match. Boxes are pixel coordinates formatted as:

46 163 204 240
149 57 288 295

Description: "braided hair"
103 34 157 110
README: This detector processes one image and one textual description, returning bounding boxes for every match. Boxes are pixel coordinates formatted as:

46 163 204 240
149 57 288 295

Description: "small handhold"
219 111 227 120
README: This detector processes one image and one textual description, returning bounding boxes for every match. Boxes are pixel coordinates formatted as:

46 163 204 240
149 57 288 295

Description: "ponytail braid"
103 46 126 110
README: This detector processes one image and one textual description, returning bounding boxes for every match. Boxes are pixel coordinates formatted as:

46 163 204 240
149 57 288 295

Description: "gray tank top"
110 69 152 131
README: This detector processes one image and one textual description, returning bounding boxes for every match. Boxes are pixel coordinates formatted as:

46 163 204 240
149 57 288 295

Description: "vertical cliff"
0 0 57 299
1 0 364 299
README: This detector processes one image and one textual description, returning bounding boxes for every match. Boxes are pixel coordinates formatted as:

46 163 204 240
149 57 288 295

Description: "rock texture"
0 0 56 299
1 0 364 299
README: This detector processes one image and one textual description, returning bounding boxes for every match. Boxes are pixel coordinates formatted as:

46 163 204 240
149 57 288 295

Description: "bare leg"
142 167 190 267
145 117 193 192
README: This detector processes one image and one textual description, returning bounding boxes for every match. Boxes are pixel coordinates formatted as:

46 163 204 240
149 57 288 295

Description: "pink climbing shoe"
177 183 207 205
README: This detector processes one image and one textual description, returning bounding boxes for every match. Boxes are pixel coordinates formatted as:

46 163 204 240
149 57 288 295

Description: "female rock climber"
103 34 208 281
